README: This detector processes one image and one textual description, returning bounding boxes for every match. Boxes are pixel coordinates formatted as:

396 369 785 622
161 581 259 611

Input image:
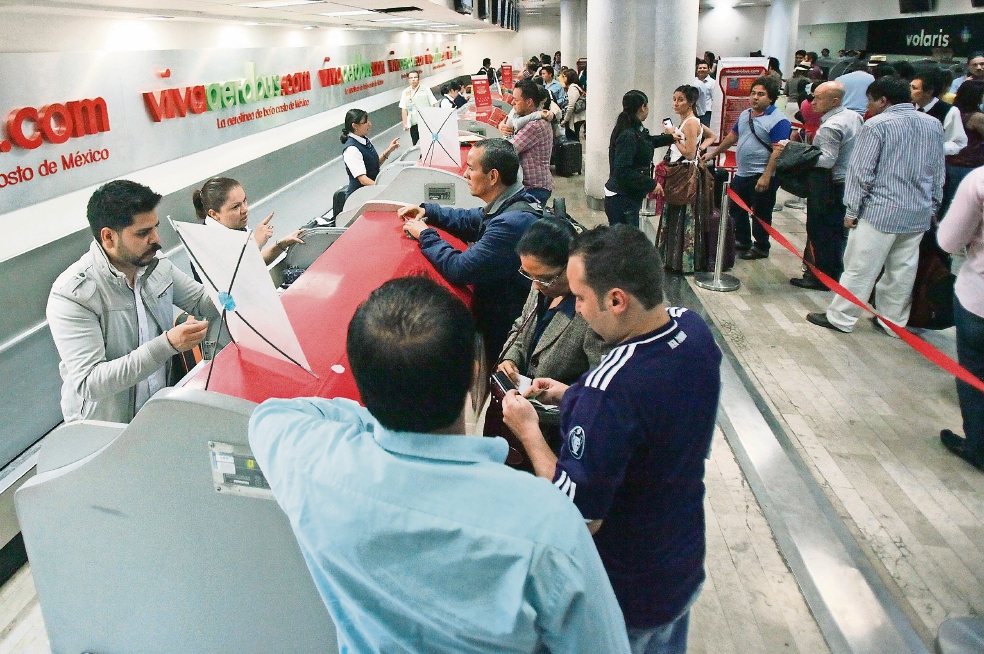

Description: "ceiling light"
301 25 316 29
318 9 375 16
240 0 323 7
371 17 416 23
143 15 174 20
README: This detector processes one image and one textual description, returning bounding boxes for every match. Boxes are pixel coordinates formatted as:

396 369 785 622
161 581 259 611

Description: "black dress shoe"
806 312 849 332
736 243 752 253
740 247 769 260
790 276 827 290
940 429 984 469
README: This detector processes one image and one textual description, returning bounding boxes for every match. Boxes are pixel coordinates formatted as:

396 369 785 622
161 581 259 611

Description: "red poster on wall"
471 75 492 109
501 65 513 91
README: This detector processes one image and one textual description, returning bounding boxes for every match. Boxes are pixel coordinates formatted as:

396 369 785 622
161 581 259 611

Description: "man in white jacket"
47 179 218 423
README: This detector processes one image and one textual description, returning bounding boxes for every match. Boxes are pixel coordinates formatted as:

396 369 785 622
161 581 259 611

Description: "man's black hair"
570 225 665 310
914 70 945 97
968 51 984 63
893 60 915 80
795 49 807 57
867 75 912 105
871 63 897 80
87 179 162 240
514 77 547 107
450 80 463 91
541 65 555 78
472 138 520 186
751 75 781 102
517 217 576 269
482 57 491 67
346 276 475 433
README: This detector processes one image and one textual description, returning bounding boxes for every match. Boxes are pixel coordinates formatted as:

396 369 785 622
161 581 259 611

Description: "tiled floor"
684 189 981 648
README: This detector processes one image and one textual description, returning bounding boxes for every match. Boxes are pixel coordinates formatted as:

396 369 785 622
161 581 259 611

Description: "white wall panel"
698 6 770 59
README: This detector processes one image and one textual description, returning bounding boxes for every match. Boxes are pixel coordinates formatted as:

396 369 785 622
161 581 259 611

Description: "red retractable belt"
726 187 984 394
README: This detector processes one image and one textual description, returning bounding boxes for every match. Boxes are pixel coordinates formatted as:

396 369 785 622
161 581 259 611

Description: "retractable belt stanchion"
695 179 740 292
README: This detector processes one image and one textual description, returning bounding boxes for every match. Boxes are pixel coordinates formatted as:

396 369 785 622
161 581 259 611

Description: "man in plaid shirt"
499 78 555 204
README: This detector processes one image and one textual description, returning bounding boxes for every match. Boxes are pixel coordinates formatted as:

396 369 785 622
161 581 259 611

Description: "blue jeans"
525 186 552 205
627 611 691 654
626 585 701 654
943 165 976 218
954 295 984 464
605 194 643 227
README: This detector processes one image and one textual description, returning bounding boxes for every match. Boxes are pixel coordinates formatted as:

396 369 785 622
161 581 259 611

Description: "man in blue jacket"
399 138 539 364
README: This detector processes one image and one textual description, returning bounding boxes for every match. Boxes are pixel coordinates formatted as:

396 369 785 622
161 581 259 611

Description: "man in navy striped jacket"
807 75 945 337
502 225 723 654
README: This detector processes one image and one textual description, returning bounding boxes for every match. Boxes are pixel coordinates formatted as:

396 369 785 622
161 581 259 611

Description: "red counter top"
185 211 470 405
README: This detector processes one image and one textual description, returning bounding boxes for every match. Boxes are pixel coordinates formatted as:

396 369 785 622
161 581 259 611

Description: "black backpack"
496 195 586 234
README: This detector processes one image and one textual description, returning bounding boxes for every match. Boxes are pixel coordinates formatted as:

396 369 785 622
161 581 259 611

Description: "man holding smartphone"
502 225 722 654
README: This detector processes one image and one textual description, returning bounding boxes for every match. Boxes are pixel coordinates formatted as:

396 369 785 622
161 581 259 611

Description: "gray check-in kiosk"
15 388 340 654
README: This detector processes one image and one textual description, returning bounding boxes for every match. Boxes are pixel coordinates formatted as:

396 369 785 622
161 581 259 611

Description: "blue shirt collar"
373 425 509 464
752 104 777 116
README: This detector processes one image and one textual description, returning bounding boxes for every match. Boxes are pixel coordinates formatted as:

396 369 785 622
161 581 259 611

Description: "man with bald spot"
784 81 864 289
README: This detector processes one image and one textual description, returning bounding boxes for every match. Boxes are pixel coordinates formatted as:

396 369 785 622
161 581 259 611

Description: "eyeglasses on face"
518 265 565 287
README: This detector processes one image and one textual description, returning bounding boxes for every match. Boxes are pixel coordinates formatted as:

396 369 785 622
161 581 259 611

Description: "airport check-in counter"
16 212 473 654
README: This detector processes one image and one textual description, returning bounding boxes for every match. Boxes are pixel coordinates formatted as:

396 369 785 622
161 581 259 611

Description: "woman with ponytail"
341 108 400 198
192 177 306 268
604 90 677 227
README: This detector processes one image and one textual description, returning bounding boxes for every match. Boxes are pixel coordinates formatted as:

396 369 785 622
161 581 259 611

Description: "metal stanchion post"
695 180 740 292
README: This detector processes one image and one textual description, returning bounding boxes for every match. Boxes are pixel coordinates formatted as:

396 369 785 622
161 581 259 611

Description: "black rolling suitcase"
553 137 582 177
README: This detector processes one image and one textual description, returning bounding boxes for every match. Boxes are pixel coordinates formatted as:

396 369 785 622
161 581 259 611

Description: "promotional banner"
471 75 493 109
501 65 513 91
0 44 463 214
714 58 768 147
866 12 984 58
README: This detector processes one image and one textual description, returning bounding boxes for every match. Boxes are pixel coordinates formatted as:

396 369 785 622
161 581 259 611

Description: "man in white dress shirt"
695 62 716 127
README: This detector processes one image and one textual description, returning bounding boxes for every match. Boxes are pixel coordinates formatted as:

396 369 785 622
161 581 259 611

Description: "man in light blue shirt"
249 276 630 654
541 65 567 111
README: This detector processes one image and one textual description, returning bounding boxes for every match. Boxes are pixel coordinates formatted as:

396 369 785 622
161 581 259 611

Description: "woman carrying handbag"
656 85 717 273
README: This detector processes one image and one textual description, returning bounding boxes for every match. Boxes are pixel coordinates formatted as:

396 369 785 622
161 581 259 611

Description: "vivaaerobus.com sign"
0 44 462 214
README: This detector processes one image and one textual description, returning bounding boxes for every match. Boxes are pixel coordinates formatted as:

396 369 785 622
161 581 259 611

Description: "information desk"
184 210 471 405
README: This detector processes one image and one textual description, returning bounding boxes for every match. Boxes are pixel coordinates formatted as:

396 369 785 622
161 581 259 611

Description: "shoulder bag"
661 119 704 206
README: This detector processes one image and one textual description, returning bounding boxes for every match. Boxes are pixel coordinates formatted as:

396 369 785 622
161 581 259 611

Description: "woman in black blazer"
604 90 676 227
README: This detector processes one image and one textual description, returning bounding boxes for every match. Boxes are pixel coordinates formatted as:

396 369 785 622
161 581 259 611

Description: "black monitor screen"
899 0 934 12
454 0 473 15
477 0 487 19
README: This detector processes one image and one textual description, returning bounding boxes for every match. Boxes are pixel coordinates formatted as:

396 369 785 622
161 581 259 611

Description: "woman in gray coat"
497 218 609 392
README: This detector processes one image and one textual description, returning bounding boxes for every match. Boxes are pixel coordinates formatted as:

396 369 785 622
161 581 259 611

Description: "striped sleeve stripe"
567 481 576 502
585 345 626 388
554 470 568 488
598 343 637 391
586 345 630 389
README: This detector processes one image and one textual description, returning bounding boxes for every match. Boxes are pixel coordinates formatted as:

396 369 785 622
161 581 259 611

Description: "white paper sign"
416 107 461 169
172 220 312 372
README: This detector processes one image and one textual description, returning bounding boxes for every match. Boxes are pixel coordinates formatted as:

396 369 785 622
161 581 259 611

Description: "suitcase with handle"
552 137 582 177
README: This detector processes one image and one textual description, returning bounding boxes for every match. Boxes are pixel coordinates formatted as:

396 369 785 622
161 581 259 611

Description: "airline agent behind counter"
341 108 401 198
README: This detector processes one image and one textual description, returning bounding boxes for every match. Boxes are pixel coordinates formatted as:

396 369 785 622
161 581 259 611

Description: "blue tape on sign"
217 292 236 312
432 133 440 141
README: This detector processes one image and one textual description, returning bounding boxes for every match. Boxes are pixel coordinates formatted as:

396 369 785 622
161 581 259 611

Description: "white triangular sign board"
416 107 461 169
172 221 312 372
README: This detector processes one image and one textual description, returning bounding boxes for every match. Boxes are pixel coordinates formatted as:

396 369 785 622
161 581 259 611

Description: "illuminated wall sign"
144 62 312 123
865 12 984 57
0 44 462 214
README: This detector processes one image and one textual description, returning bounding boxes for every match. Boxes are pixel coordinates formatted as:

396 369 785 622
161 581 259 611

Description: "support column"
763 0 800 76
584 0 698 208
652 0 699 137
560 0 587 66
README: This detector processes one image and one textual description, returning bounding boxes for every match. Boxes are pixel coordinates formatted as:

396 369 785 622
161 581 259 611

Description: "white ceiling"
0 0 501 32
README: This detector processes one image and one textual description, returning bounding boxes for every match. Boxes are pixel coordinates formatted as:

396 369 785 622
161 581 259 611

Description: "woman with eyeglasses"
496 218 610 397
